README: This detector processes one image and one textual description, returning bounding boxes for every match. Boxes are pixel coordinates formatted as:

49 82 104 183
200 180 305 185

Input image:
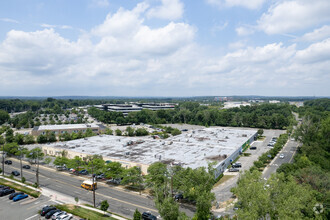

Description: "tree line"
88 102 294 129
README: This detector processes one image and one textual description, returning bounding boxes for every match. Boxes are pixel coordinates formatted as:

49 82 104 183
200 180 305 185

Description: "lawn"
0 178 40 198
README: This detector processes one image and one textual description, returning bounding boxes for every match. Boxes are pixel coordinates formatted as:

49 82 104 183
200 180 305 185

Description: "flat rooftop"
36 124 100 130
47 127 257 169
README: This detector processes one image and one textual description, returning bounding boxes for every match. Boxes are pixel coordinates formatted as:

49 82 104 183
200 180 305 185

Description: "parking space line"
25 214 38 220
27 200 51 210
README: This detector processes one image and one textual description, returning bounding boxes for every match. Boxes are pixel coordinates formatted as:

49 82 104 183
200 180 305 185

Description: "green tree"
37 134 47 143
121 166 143 189
0 110 9 125
5 128 14 143
100 200 109 216
135 128 149 136
126 126 135 136
257 129 264 136
156 197 180 220
53 156 70 167
43 157 52 165
105 162 124 179
115 129 122 136
146 162 168 188
14 133 25 145
133 209 142 220
24 134 35 144
26 147 44 163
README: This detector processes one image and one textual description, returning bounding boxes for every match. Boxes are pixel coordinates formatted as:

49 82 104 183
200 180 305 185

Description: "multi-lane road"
2 159 172 219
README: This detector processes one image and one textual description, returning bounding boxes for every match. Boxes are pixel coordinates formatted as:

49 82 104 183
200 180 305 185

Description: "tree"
126 126 135 136
26 147 44 163
37 134 47 143
68 156 83 173
146 162 168 188
43 157 52 165
24 134 35 144
121 166 143 189
115 129 122 136
105 162 124 179
100 200 109 216
133 209 142 220
14 133 25 145
156 197 180 220
5 128 14 143
195 191 215 220
0 110 9 125
53 156 70 167
257 129 264 136
135 128 149 136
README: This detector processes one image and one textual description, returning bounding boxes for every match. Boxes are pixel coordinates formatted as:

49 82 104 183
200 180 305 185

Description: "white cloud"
0 18 19 23
206 0 265 10
297 25 330 42
147 0 184 20
236 26 254 36
0 2 329 96
258 0 330 35
295 38 330 63
40 23 72 29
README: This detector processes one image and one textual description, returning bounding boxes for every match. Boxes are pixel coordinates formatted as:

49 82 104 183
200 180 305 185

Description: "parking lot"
212 129 286 209
0 194 56 220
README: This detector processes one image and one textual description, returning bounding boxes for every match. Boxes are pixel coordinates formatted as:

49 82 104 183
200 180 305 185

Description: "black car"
174 193 184 201
45 209 60 219
41 206 56 216
0 185 10 189
232 163 241 168
142 211 157 220
4 160 12 165
23 165 31 169
11 171 20 176
228 168 240 172
78 170 88 175
249 146 257 150
0 188 15 196
9 192 24 200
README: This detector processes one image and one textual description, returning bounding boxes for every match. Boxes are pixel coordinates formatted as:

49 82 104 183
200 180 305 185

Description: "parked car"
41 206 56 216
0 185 10 190
142 211 157 220
11 171 20 176
279 154 285 159
59 214 72 220
0 188 15 196
78 169 88 175
228 168 240 172
52 211 66 220
4 160 12 165
9 192 24 200
174 193 184 201
45 209 60 219
232 162 241 168
13 194 28 202
106 178 121 185
249 146 257 150
96 173 105 179
23 165 31 169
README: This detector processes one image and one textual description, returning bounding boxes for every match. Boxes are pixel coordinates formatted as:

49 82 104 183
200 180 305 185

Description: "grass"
214 175 235 188
0 178 41 198
257 136 266 141
55 204 117 220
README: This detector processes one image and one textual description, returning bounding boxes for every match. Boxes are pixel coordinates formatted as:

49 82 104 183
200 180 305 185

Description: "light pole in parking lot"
19 146 24 180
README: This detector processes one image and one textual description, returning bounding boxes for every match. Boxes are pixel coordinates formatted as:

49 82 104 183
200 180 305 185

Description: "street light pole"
2 144 4 176
91 159 96 207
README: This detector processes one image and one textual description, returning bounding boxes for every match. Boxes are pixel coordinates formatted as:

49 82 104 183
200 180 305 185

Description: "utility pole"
36 152 39 186
2 144 4 176
91 159 96 207
19 146 23 180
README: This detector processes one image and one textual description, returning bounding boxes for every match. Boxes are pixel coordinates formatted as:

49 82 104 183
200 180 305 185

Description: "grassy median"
55 204 118 220
0 178 41 198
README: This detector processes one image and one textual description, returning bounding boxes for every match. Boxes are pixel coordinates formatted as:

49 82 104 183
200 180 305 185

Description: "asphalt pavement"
2 159 195 219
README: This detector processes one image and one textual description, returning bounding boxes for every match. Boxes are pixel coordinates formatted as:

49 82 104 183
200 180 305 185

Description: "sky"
0 0 329 97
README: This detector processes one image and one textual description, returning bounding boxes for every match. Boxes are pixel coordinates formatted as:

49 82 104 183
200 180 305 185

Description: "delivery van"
81 180 97 190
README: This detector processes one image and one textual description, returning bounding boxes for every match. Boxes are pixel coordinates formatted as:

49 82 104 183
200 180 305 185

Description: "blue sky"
0 0 329 97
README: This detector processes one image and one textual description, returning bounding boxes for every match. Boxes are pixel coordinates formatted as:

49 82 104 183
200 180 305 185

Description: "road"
2 159 191 219
262 138 299 179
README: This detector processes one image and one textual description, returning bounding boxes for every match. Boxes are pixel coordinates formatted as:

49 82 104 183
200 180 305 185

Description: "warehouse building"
40 127 257 178
31 124 106 136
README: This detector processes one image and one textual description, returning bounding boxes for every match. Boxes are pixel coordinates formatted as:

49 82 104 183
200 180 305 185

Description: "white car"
52 211 66 219
61 214 72 220
279 154 285 159
56 213 72 220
